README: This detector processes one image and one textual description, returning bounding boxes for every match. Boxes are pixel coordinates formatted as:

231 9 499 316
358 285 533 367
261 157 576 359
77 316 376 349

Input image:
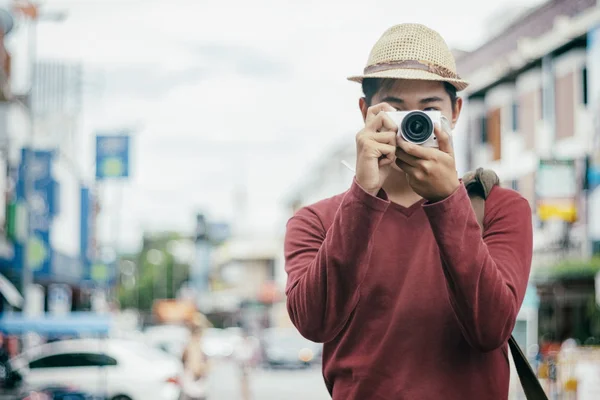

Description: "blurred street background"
206 361 328 399
1 0 600 398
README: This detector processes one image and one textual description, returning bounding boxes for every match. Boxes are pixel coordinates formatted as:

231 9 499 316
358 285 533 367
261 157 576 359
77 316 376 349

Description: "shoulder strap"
463 167 498 229
463 168 548 400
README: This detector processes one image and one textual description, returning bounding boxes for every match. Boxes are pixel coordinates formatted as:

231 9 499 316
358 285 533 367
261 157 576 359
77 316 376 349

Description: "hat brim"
348 68 469 92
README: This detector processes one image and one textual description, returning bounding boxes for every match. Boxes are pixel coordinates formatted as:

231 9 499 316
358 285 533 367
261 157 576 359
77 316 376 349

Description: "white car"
11 338 183 400
144 324 241 359
202 328 238 358
144 324 189 359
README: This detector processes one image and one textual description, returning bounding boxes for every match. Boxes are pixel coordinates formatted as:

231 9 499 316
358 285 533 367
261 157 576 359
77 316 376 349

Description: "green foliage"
532 256 600 283
586 295 600 339
117 231 191 311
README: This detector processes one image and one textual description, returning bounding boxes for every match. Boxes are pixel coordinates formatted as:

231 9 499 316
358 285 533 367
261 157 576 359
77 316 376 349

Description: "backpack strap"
462 167 499 229
462 168 548 400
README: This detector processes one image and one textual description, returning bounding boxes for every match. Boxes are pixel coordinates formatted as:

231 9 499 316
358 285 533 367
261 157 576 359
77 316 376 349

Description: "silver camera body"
386 110 451 148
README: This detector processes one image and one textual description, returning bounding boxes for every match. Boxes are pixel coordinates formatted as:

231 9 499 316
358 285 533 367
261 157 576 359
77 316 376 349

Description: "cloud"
187 43 291 80
36 0 547 251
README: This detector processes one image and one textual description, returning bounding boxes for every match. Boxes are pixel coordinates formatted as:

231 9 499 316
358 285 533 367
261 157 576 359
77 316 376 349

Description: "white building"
0 7 94 313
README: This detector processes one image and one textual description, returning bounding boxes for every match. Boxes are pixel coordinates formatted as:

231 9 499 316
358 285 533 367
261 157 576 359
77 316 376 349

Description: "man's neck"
382 171 423 208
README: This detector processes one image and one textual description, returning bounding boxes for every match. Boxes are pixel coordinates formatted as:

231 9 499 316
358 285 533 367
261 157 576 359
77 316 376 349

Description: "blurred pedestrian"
181 313 211 400
0 332 18 390
234 329 257 400
0 333 9 387
284 23 534 400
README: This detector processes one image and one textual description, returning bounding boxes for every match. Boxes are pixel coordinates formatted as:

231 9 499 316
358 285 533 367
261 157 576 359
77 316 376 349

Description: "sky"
10 0 545 252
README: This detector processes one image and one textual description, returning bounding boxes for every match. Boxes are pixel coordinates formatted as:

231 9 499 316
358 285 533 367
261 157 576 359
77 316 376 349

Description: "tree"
117 231 191 312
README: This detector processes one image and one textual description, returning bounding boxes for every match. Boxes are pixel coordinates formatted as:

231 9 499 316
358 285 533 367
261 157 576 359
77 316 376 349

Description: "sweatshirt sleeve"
422 185 533 352
284 178 390 343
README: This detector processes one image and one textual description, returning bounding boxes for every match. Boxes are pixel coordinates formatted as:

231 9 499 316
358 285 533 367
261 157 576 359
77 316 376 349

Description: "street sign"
536 159 578 223
95 134 130 180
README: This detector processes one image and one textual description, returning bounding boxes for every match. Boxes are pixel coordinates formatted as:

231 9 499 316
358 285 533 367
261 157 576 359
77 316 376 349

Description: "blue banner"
48 179 60 218
78 188 114 286
96 134 130 180
89 261 117 287
15 148 56 278
51 252 82 284
80 186 91 263
79 186 97 281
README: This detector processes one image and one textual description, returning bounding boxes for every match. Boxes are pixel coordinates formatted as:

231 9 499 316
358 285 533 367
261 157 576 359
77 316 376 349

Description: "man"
284 23 533 399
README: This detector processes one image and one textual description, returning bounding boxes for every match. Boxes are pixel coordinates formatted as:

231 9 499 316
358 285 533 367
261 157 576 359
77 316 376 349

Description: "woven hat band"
363 60 461 80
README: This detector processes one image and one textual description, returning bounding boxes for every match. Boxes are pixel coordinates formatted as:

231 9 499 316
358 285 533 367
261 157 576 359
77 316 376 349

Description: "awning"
0 312 112 336
0 273 23 308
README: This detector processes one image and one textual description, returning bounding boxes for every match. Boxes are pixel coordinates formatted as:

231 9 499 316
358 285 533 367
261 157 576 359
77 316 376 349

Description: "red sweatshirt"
284 179 533 400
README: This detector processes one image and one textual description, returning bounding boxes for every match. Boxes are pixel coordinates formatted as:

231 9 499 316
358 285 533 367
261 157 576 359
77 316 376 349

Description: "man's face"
362 79 462 128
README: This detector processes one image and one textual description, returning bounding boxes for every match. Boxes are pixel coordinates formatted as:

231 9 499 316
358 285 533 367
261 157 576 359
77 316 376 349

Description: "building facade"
457 0 600 351
0 5 100 315
457 0 598 266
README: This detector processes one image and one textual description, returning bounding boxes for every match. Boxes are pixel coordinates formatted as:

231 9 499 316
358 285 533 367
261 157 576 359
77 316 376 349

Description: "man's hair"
362 78 458 107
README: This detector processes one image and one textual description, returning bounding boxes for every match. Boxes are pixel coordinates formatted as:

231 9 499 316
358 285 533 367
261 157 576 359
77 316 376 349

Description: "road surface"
206 360 330 400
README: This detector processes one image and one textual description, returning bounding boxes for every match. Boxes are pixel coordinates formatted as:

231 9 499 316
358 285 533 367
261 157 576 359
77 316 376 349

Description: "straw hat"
348 23 469 91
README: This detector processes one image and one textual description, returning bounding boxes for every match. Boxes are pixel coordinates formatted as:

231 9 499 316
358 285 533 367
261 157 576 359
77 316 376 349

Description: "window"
539 88 544 121
518 92 536 150
582 66 588 105
479 115 487 143
486 108 502 160
80 353 117 367
512 320 528 350
29 353 117 369
593 240 600 255
555 72 576 140
30 354 77 369
510 180 519 191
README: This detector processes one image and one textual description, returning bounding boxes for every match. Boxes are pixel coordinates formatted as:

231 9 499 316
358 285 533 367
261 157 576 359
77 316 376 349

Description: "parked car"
144 324 242 360
10 338 182 400
143 324 189 359
202 328 240 359
260 328 322 369
2 382 102 400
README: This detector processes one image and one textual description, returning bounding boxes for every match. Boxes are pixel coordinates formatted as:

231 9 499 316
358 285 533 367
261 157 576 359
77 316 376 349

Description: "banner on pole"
15 149 56 277
95 134 130 180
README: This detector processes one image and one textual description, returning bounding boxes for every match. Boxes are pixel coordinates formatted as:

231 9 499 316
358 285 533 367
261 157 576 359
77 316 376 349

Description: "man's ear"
451 97 463 128
359 97 369 122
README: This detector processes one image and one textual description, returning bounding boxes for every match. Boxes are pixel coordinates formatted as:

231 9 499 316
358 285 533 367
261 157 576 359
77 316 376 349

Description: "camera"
386 110 450 148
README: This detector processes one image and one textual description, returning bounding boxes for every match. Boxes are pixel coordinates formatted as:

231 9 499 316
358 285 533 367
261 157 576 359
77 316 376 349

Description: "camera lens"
401 111 433 143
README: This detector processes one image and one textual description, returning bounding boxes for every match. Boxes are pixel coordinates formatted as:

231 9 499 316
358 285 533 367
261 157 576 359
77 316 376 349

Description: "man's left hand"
395 123 460 203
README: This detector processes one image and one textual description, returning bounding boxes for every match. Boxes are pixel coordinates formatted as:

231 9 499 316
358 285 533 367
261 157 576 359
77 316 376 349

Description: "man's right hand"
355 103 398 196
